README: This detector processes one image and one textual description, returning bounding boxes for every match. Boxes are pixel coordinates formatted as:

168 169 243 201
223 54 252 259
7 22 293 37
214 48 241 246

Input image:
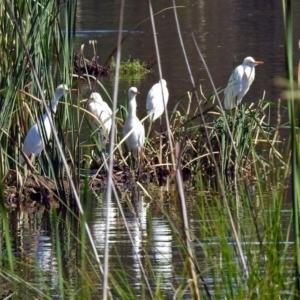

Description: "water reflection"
123 197 147 284
1 182 294 299
75 29 142 38
90 190 149 283
89 187 174 294
150 218 173 281
90 191 118 253
34 234 58 288
2 208 61 297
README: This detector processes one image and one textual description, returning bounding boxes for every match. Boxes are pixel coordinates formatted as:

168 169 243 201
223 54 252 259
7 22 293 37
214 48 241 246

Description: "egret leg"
233 96 238 123
127 151 134 173
159 116 163 165
159 132 163 165
91 131 109 171
22 153 49 179
232 106 238 124
135 157 142 181
146 116 154 140
159 115 164 135
21 153 36 172
129 150 141 175
135 157 139 173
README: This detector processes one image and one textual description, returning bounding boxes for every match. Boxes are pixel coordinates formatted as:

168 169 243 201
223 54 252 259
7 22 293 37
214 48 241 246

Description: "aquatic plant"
110 56 150 76
0 0 298 299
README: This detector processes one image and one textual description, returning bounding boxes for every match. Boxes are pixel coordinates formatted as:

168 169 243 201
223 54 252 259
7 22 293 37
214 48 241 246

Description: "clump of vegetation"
110 56 150 75
0 0 299 299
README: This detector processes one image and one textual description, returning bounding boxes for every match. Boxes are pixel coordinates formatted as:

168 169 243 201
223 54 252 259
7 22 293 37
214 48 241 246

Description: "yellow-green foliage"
110 56 149 75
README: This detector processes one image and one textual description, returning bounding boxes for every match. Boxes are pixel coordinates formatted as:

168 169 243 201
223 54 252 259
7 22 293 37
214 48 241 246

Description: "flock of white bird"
19 56 263 171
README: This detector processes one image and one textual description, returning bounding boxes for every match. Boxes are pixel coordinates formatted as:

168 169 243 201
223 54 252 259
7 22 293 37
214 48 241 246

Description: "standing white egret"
20 84 70 165
123 87 145 171
86 92 112 149
224 56 263 110
146 79 169 122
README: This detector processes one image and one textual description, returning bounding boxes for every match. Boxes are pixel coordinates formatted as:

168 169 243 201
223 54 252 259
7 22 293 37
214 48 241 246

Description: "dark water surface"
76 0 300 122
2 1 299 299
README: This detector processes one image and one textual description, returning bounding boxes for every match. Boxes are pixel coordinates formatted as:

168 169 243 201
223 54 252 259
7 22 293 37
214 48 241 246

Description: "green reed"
0 0 298 299
282 0 300 296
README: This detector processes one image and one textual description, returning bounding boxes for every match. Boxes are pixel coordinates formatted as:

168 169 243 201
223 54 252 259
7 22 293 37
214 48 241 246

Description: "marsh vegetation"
0 1 299 299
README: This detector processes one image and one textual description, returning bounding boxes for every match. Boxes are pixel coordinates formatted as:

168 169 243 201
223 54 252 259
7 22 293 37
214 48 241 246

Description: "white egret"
123 87 145 171
86 92 112 149
20 84 70 165
224 56 263 110
146 79 169 122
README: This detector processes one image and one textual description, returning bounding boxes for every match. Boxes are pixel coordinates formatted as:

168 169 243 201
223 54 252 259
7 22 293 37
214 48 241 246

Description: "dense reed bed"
0 0 298 299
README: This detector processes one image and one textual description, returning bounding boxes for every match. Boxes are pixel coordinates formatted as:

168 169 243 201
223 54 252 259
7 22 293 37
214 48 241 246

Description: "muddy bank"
2 161 179 209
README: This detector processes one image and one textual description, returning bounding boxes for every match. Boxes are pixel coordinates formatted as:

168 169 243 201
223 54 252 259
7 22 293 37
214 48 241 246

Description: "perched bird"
20 84 70 165
123 87 145 171
146 79 169 122
224 56 263 110
86 92 112 149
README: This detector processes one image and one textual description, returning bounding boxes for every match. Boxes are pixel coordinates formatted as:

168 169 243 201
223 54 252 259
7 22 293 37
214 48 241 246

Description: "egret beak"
135 91 140 95
70 88 78 93
80 98 88 103
254 61 264 65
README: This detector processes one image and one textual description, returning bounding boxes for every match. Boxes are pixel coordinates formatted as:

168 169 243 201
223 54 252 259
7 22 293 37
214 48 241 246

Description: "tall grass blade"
175 143 201 299
148 0 176 171
3 0 106 293
103 1 125 299
282 0 300 296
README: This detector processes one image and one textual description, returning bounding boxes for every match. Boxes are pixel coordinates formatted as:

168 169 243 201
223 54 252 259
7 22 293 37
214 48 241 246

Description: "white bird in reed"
123 87 145 171
224 56 263 110
86 92 112 149
146 79 169 122
20 84 70 165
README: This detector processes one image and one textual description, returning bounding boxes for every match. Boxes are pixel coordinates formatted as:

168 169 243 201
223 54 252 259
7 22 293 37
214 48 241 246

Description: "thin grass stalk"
102 1 125 299
72 45 95 179
0 169 15 290
3 0 106 287
103 34 156 293
173 0 248 278
191 34 249 278
148 0 176 171
282 0 300 296
0 269 52 299
175 143 201 299
0 12 27 172
174 0 250 284
51 210 65 299
101 158 154 299
80 175 90 299
61 0 80 193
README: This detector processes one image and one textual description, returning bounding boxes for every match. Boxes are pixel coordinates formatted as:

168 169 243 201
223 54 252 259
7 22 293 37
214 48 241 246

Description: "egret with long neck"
123 87 145 171
86 92 112 150
224 56 263 110
20 84 70 165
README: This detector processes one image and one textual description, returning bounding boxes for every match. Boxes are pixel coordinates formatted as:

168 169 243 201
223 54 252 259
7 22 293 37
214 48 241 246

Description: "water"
2 186 293 298
76 0 300 124
2 1 299 298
